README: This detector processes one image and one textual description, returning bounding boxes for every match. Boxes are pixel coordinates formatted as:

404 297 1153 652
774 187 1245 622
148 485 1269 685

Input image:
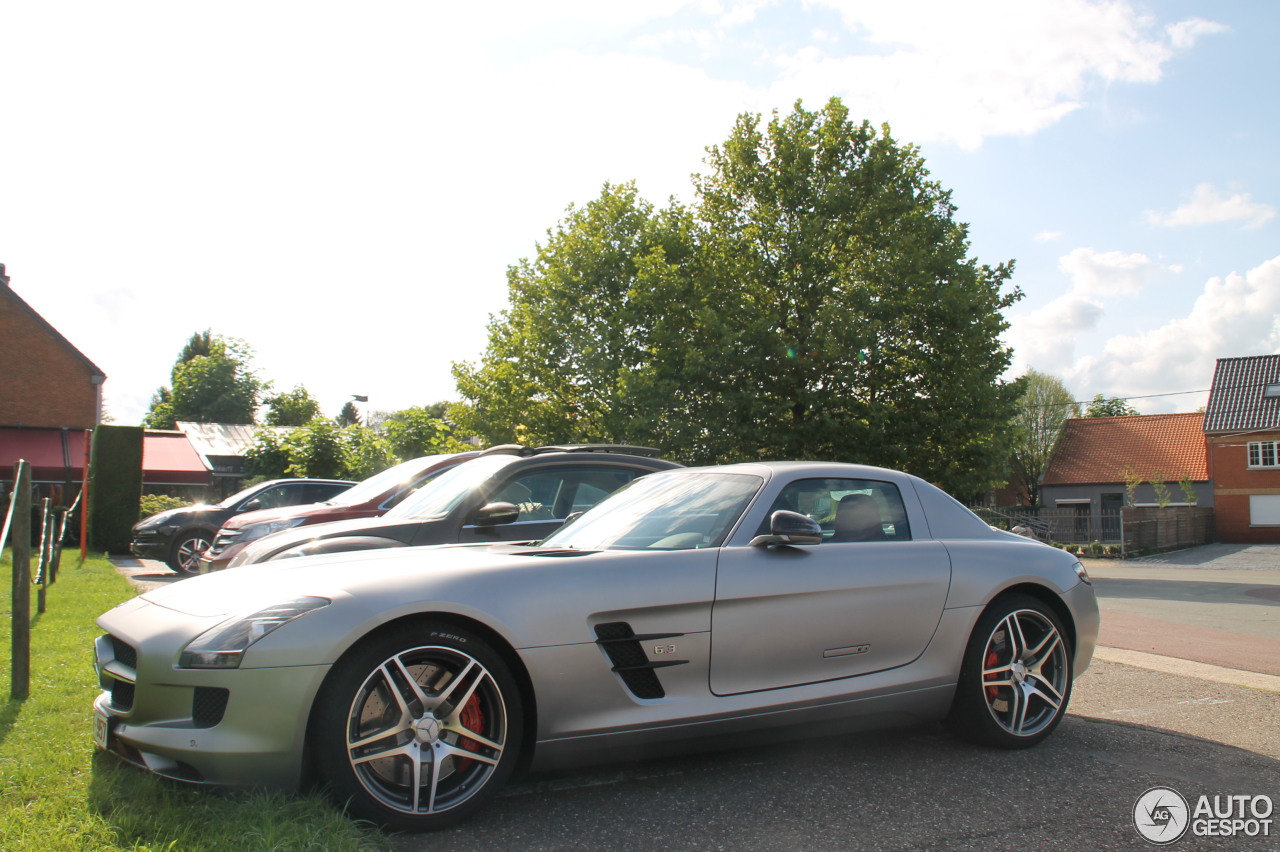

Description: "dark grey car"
221 445 678 569
129 478 355 573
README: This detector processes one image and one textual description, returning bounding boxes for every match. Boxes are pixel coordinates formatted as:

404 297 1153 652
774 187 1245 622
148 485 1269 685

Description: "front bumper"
129 533 171 561
93 602 332 789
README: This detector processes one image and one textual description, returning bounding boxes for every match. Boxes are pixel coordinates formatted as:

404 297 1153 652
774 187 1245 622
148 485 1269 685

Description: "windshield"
540 471 763 551
383 454 520 520
325 453 462 507
215 481 277 509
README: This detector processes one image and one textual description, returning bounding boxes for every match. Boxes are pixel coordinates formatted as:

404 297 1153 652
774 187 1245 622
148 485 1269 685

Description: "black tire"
312 623 523 832
167 529 212 575
947 593 1072 749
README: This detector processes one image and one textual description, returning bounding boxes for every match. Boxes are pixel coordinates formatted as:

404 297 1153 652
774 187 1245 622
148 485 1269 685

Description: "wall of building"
1208 432 1280 543
0 280 102 428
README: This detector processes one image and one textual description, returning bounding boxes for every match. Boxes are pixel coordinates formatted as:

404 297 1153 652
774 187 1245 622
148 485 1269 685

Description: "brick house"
0 263 106 498
1040 412 1210 541
1203 354 1280 543
0 263 105 429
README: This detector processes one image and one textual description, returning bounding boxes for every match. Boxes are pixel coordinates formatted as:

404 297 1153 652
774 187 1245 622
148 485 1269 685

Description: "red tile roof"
1041 413 1207 486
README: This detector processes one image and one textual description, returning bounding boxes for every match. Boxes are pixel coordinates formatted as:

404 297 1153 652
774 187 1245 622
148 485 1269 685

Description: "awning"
143 433 210 486
0 428 85 483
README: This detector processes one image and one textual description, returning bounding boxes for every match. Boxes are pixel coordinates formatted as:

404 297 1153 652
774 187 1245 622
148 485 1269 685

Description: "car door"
709 476 951 696
455 465 642 544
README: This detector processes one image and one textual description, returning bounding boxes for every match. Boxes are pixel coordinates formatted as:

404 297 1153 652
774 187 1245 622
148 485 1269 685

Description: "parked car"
198 453 477 573
129 478 355 574
94 461 1098 832
217 444 677 569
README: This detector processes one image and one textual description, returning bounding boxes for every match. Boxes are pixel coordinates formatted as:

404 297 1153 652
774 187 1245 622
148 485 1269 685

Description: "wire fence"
972 505 1215 558
4 459 78 701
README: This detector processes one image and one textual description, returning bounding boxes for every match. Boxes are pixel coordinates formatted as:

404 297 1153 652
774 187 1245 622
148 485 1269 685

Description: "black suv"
130 478 355 574
221 445 678 569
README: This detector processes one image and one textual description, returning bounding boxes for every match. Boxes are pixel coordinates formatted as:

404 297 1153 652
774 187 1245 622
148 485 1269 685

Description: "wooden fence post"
10 460 32 701
36 498 50 614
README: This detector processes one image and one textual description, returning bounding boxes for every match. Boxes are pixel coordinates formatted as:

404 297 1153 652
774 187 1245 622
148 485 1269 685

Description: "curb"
1094 646 1280 693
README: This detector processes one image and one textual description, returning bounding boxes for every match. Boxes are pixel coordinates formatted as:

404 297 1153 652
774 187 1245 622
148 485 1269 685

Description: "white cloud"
1058 247 1164 296
1032 255 1280 413
1035 230 1065 243
775 0 1221 148
1007 246 1177 380
1145 182 1277 230
1167 17 1229 49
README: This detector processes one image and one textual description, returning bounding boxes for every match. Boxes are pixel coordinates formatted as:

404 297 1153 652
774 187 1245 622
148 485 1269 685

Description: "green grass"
0 550 394 851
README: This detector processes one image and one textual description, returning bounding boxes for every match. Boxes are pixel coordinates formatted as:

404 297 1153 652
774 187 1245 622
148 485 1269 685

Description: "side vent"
594 622 687 700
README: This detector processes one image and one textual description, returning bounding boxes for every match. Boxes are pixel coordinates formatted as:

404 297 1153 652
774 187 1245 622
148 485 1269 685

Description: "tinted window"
758 478 911 542
487 467 640 522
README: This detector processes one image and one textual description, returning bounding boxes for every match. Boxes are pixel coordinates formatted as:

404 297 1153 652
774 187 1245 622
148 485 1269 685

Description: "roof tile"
1041 413 1207 485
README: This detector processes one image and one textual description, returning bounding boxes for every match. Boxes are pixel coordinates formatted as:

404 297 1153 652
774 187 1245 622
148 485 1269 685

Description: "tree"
264 384 321 426
453 181 696 447
144 331 266 428
336 400 362 427
1008 371 1078 507
383 407 462 458
1084 394 1139 417
455 98 1023 497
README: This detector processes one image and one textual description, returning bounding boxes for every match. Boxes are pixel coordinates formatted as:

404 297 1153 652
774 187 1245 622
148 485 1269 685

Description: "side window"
248 483 304 510
305 482 345 503
489 467 641 522
758 478 911 542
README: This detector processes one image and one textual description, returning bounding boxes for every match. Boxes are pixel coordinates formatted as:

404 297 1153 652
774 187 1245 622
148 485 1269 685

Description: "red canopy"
142 433 209 486
0 428 84 483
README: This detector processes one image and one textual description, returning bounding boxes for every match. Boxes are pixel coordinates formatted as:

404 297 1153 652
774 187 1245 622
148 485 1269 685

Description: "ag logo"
1134 786 1190 844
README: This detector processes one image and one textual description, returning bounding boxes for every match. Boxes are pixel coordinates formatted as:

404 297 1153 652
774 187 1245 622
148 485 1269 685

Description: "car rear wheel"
947 594 1072 748
312 624 522 832
167 530 212 575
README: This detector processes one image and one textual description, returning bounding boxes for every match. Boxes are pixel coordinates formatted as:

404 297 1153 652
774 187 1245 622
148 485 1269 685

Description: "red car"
197 452 475 572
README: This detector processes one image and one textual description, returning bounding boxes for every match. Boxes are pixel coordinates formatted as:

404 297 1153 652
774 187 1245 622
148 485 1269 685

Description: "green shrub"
90 426 143 553
138 494 190 521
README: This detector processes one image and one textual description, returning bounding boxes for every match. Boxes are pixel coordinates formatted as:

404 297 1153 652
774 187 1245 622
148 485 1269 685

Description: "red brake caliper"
984 649 1001 701
455 693 485 771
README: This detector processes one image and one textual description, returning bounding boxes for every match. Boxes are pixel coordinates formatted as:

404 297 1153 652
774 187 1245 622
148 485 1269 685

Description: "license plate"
93 705 113 751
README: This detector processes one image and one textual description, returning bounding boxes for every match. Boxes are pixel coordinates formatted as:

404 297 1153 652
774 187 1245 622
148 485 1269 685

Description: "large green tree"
1008 370 1078 507
455 98 1024 497
264 384 321 426
1084 394 1139 417
143 331 266 428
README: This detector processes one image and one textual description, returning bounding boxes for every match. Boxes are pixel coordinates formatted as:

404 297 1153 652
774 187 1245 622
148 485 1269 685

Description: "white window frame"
1247 441 1280 469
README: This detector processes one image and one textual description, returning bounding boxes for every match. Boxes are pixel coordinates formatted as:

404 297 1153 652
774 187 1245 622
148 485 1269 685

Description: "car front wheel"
168 530 212 575
947 593 1072 748
312 624 522 832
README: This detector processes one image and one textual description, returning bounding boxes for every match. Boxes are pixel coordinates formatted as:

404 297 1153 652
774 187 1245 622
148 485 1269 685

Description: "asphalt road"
113 548 1280 851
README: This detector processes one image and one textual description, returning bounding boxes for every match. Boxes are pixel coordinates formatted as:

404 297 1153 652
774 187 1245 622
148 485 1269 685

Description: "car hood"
236 514 424 561
135 505 218 528
142 544 526 618
221 502 343 530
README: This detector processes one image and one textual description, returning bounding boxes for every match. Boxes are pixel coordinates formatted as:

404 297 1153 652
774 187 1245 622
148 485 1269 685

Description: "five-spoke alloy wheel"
313 624 522 832
948 594 1072 748
168 530 212 575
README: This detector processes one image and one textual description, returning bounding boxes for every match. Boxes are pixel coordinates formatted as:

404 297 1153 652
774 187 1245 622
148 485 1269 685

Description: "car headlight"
178 596 330 669
236 517 306 544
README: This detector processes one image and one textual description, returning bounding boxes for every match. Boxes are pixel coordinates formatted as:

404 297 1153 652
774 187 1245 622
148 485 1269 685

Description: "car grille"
593 622 687 700
193 687 230 727
96 633 138 711
207 529 241 557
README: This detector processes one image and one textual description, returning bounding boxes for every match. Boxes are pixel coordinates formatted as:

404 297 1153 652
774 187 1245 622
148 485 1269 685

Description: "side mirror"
749 510 823 547
240 499 263 513
473 501 520 526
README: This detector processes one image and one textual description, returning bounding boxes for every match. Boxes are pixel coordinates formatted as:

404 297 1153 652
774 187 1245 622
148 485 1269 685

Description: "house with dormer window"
1204 354 1280 542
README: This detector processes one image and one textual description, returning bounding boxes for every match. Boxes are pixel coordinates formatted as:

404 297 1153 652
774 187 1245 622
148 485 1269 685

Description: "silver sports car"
93 462 1099 832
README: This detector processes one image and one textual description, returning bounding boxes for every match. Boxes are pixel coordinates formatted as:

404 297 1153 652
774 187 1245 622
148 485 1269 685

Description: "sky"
2 0 1277 427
